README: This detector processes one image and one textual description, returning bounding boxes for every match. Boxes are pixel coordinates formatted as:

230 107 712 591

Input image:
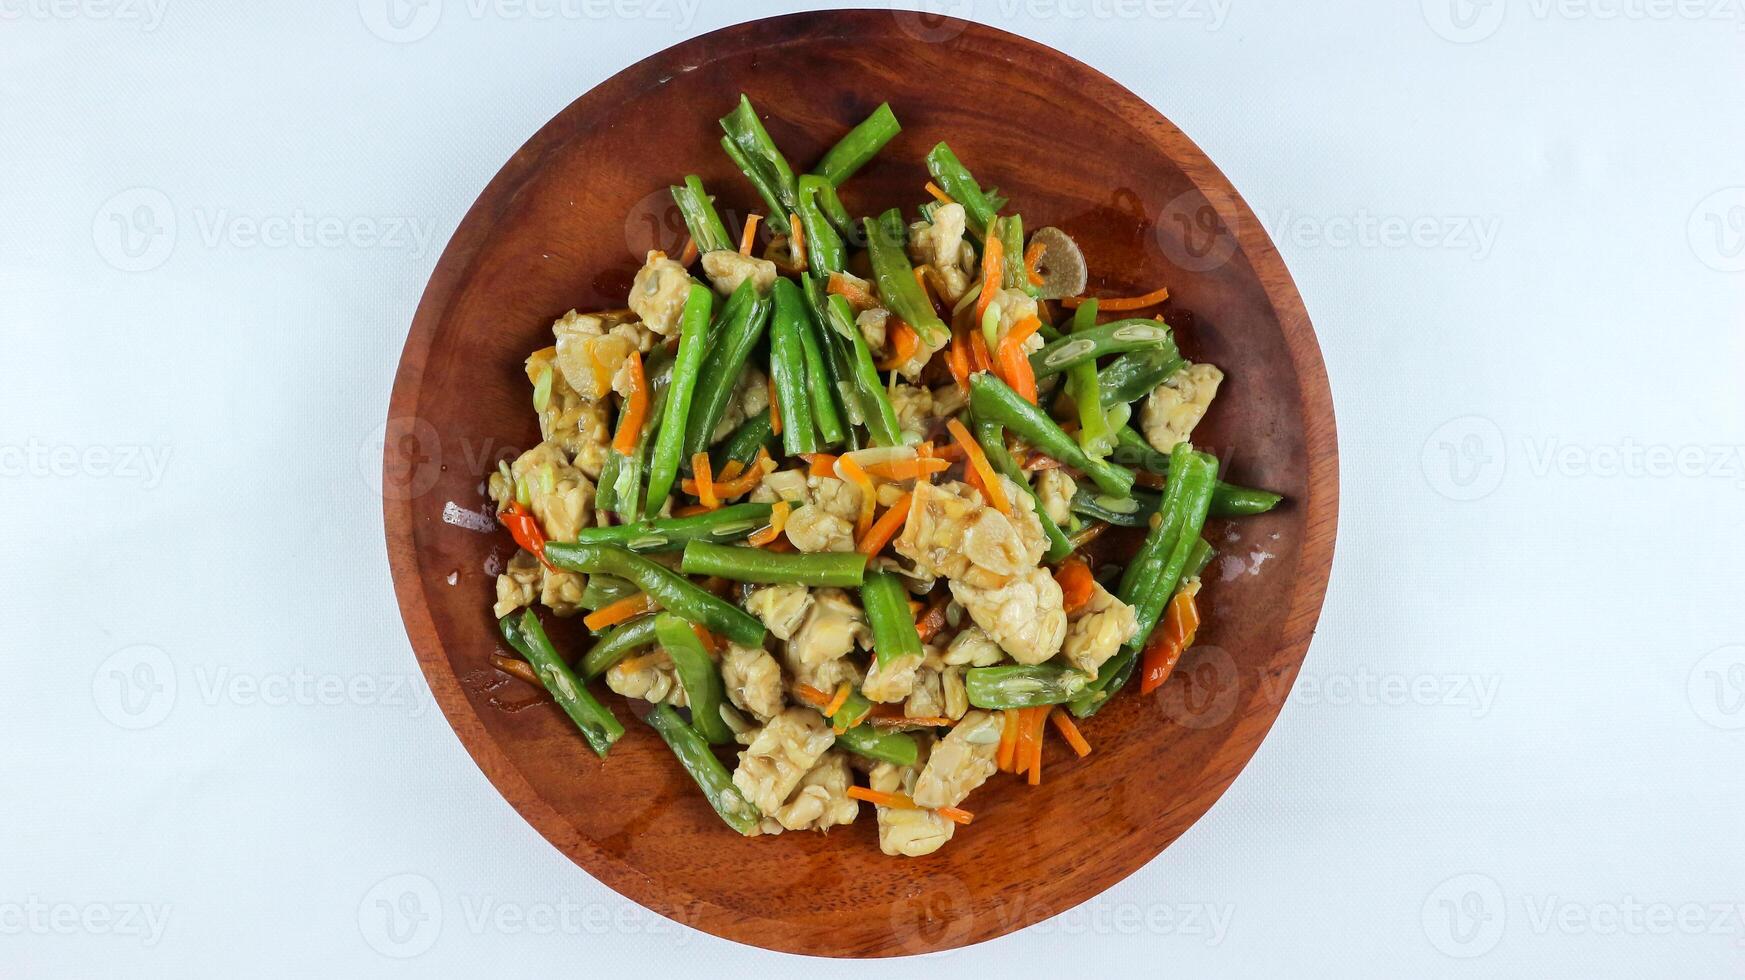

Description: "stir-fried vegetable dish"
484 97 1282 855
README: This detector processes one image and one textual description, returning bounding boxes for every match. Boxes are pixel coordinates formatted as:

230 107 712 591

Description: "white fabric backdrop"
5 1 1743 975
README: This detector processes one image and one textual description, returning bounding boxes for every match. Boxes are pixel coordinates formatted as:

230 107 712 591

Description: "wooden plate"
384 10 1336 958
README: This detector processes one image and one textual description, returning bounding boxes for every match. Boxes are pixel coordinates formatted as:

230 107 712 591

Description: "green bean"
967 373 1135 497
802 275 902 446
1099 345 1185 407
645 283 714 512
683 278 773 461
578 615 659 680
829 688 875 730
1000 213 1036 295
542 543 765 646
834 723 919 767
669 175 733 253
1185 536 1215 581
794 176 846 275
712 409 776 471
925 142 996 237
964 664 1090 709
970 416 1072 563
769 279 820 455
652 612 734 744
578 574 638 610
572 503 775 553
815 103 901 186
499 611 624 756
719 94 798 234
1064 298 1114 459
861 570 922 668
1031 320 1176 378
794 290 847 446
597 348 673 521
644 704 763 835
865 209 949 347
1111 428 1284 517
680 541 867 587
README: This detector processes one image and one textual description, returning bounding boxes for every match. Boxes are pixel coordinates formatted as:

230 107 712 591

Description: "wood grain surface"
383 10 1338 957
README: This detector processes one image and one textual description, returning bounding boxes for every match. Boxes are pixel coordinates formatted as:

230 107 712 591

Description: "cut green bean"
970 416 1072 563
579 615 660 680
1065 298 1114 459
861 570 922 668
925 142 996 237
572 503 775 553
543 542 765 646
1000 213 1037 296
669 175 733 253
964 664 1090 709
865 209 949 347
1031 320 1176 378
1111 428 1284 517
834 723 919 767
770 279 820 454
499 611 624 756
653 612 734 744
1099 344 1185 408
683 278 773 460
968 373 1135 497
645 283 714 512
794 290 847 446
680 541 867 587
712 409 776 471
719 94 798 234
815 103 900 185
644 704 763 835
795 176 846 275
578 574 639 610
802 275 901 446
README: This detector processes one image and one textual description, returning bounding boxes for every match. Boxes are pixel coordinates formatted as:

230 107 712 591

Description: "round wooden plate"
384 10 1336 958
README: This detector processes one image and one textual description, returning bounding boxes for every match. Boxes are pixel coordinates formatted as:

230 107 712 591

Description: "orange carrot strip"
931 441 965 461
611 350 648 455
691 448 772 500
946 418 1010 513
747 500 790 547
857 491 913 556
936 805 975 826
946 323 971 392
805 452 839 479
1028 706 1047 785
615 650 669 676
789 212 805 270
864 457 950 481
673 504 710 517
923 181 955 205
738 213 761 255
1139 590 1202 695
583 591 658 631
974 231 1005 324
914 594 950 643
587 345 613 401
913 265 938 316
1012 706 1037 776
679 237 699 266
996 709 1018 771
827 271 877 310
690 451 717 510
845 787 974 825
877 319 919 370
1055 558 1096 616
793 683 831 708
1050 708 1091 758
824 682 852 717
767 376 782 436
491 653 541 686
968 324 993 374
835 455 877 537
997 314 1042 404
1063 285 1170 312
1023 241 1046 286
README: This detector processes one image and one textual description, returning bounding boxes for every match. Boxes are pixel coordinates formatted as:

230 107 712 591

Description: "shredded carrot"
738 213 761 255
824 682 852 717
946 323 971 391
615 650 667 675
679 237 698 266
673 503 710 517
914 594 950 643
946 418 1010 513
789 212 805 270
846 787 974 825
767 377 782 436
913 265 937 312
864 457 950 481
491 653 541 686
1055 558 1096 616
931 441 965 461
690 452 717 510
805 452 839 479
1023 241 1047 286
968 322 993 374
747 500 789 547
1139 589 1201 695
1063 285 1170 311
996 709 1018 771
923 181 955 205
974 231 1005 324
1024 455 1064 472
827 271 877 310
587 345 613 400
683 448 773 500
835 456 877 537
878 319 919 370
691 623 721 658
1028 705 1047 785
793 683 831 708
997 314 1041 404
858 491 913 556
872 715 956 729
1067 520 1110 551
1012 706 1038 775
611 350 647 455
1050 708 1091 758
583 592 658 630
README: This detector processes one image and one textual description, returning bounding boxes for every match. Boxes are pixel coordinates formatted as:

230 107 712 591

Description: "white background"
5 0 1743 975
